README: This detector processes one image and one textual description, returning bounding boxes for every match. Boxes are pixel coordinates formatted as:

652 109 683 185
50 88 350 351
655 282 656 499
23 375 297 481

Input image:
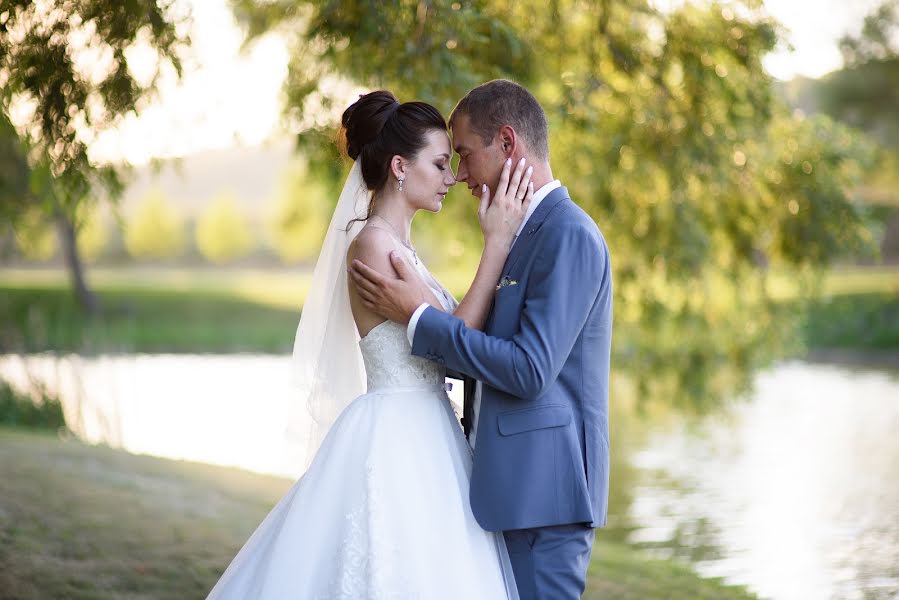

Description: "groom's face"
451 114 506 198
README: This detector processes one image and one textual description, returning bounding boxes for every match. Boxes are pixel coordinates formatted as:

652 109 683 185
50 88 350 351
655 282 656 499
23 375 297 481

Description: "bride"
205 90 535 599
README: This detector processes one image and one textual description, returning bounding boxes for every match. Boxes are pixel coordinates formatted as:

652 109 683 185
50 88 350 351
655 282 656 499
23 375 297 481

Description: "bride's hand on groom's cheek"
349 253 425 324
479 157 534 250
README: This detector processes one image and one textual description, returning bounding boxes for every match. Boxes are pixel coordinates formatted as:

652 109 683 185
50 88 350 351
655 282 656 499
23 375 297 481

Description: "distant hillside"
119 137 296 223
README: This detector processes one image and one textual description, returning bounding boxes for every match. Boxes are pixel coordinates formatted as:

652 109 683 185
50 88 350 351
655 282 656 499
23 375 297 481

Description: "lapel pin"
496 276 519 291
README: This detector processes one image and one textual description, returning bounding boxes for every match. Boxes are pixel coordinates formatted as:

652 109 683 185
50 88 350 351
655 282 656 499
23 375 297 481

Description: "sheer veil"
287 159 369 473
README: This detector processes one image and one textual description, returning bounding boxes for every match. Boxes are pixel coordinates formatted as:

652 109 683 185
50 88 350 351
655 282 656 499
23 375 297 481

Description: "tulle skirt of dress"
206 384 518 600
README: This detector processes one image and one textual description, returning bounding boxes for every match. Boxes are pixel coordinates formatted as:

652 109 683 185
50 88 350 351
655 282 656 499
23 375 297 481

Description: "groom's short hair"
450 80 549 161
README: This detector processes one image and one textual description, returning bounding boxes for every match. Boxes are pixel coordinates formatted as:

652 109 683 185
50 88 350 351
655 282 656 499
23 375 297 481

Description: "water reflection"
0 353 467 480
0 355 896 599
620 363 899 600
0 354 302 477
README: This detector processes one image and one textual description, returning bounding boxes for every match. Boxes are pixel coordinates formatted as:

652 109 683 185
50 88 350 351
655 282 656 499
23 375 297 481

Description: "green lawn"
2 266 897 355
0 284 299 354
767 265 899 300
800 292 899 351
0 267 312 309
0 428 758 600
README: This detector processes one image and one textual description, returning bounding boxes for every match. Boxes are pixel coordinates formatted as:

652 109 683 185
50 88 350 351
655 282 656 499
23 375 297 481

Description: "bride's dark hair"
339 90 447 193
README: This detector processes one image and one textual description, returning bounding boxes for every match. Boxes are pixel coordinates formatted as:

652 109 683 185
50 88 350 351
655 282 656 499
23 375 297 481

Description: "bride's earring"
398 177 405 192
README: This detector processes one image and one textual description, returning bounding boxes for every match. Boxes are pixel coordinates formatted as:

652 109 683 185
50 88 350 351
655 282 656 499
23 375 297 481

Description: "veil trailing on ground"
287 160 369 472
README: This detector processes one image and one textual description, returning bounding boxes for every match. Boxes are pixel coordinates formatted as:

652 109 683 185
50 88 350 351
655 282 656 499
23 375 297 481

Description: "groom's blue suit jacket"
412 186 612 532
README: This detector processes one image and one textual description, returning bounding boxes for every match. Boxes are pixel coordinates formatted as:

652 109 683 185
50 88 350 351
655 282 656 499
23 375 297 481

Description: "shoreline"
0 427 758 599
802 348 899 370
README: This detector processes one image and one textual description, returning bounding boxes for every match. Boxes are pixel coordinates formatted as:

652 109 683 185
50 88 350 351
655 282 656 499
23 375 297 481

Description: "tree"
838 0 899 66
13 207 56 261
0 111 30 223
196 193 255 264
778 0 899 151
232 0 873 408
783 1 899 217
267 158 331 264
0 0 190 311
822 0 899 153
124 190 186 260
76 203 109 263
231 0 530 192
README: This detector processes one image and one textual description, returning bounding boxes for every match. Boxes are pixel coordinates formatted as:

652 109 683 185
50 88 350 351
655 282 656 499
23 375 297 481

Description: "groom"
350 79 612 599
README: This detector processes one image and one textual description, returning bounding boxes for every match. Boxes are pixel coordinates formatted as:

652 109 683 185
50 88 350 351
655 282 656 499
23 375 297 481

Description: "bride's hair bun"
341 90 399 162
339 90 447 192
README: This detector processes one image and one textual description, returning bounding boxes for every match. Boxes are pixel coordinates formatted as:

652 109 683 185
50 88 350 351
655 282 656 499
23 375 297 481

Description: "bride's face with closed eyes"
393 129 457 213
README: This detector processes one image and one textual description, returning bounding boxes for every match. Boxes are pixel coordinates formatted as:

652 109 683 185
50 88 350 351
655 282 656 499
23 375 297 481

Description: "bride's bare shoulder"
346 224 397 272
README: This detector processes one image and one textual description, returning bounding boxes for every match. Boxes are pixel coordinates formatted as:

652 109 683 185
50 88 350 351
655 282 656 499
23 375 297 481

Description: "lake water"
614 362 899 600
1 354 896 600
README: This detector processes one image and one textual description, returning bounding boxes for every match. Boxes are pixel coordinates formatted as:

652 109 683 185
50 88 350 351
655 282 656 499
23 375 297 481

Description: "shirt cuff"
406 303 430 346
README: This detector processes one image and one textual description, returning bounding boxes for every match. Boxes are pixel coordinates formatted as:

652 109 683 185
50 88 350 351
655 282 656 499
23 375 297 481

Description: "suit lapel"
502 186 570 274
485 186 570 333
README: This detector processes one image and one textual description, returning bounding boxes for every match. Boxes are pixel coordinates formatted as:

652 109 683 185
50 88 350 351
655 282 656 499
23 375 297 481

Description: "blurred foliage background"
227 0 897 408
2 3 899 599
2 0 898 410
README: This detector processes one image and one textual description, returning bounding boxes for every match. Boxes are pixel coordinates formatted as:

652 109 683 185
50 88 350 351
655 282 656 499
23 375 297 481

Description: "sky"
761 0 886 78
86 0 886 167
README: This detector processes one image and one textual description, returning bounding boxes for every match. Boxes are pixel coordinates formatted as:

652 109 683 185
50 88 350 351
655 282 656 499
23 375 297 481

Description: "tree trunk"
56 212 99 314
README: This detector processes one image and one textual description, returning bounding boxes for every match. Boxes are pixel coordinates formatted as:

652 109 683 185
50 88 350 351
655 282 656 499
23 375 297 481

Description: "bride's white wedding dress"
207 247 518 599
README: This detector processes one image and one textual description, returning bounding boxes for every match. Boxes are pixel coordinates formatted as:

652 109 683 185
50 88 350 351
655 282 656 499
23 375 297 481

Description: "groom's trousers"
503 523 595 599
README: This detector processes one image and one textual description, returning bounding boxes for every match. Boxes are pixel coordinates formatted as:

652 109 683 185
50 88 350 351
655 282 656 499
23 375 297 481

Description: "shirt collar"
515 180 561 238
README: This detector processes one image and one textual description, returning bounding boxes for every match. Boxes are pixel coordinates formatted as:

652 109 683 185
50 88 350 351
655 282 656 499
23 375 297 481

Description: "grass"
0 379 66 429
0 285 300 354
2 266 897 355
766 265 899 300
0 267 312 310
0 427 758 600
800 292 899 350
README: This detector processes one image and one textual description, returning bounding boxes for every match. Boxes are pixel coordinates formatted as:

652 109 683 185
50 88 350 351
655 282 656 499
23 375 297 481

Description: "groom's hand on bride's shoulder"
349 253 425 325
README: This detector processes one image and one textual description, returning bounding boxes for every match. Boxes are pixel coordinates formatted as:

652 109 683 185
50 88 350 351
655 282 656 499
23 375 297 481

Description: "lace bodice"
358 243 457 391
360 321 445 389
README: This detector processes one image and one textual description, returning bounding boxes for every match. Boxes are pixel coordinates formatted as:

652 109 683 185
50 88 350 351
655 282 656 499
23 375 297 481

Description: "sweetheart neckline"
359 319 401 343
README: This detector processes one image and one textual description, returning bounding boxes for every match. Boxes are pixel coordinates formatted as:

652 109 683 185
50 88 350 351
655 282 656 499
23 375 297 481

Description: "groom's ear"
497 125 517 157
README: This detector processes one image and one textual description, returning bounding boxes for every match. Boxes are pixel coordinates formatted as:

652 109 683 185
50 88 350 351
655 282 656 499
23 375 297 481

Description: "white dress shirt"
406 180 562 448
